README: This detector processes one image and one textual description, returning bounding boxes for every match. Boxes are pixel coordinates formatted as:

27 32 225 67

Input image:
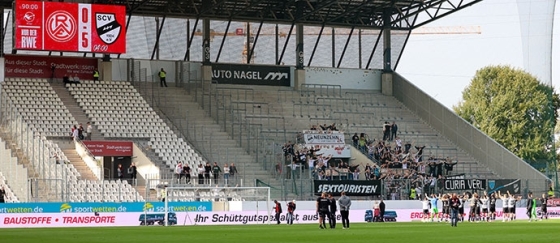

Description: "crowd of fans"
281 122 460 200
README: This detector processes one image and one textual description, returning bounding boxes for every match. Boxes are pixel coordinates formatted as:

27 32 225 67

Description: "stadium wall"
110 59 381 91
392 73 550 188
0 57 4 81
304 67 382 90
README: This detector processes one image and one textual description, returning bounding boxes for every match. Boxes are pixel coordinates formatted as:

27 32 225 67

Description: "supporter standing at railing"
159 68 167 87
415 145 426 162
117 164 124 180
0 186 5 203
72 125 79 141
223 163 230 185
391 122 398 141
129 163 137 186
77 123 84 140
93 69 99 81
229 163 238 183
383 122 391 141
204 162 211 185
444 157 458 175
308 156 316 179
287 161 300 179
50 63 56 82
197 164 205 185
175 162 183 184
85 122 92 140
351 133 359 148
359 134 367 153
183 164 191 184
212 162 221 185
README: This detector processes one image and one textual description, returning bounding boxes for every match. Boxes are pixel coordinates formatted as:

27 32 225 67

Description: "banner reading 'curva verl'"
14 0 126 53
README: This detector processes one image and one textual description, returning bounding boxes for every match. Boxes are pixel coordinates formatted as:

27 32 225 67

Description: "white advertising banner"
1 208 557 227
315 145 352 158
303 133 345 145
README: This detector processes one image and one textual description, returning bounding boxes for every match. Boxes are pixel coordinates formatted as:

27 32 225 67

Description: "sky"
397 0 558 110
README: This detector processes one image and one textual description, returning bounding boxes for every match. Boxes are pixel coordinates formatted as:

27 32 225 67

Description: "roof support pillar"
307 24 324 67
202 18 211 65
337 26 354 68
183 18 199 61
381 8 393 96
382 8 392 73
277 23 294 65
248 20 263 64
331 27 335 67
295 23 304 70
275 24 279 64
215 20 231 63
0 7 4 57
151 16 166 60
366 30 382 69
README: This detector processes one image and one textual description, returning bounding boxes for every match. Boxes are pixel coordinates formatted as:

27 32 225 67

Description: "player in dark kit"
328 193 337 228
458 194 465 222
316 192 330 229
489 193 497 221
540 193 548 220
441 194 450 222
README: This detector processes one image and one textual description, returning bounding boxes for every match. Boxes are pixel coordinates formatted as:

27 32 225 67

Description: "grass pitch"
1 221 557 243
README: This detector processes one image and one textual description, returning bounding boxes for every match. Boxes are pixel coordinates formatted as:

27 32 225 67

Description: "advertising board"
0 202 211 214
4 55 97 80
211 63 290 86
83 141 133 157
14 1 126 53
2 207 556 228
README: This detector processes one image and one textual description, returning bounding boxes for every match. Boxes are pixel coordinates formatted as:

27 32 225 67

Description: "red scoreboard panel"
15 1 126 54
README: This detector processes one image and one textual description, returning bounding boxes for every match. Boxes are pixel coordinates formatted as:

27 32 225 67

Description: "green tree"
453 65 560 163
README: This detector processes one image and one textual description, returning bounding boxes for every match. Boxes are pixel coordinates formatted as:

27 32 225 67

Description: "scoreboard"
14 1 126 54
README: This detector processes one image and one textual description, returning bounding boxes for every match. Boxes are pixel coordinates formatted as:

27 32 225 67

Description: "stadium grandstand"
0 0 552 204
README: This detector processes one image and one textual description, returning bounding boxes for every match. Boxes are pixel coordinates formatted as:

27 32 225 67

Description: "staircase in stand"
50 81 103 140
0 130 57 201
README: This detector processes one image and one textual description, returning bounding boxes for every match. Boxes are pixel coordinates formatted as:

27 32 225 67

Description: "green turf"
1 221 558 243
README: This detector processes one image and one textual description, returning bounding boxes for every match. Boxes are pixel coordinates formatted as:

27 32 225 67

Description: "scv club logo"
95 13 122 44
46 10 76 42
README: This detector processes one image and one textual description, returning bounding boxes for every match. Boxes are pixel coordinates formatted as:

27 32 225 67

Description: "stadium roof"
116 0 482 30
0 0 481 31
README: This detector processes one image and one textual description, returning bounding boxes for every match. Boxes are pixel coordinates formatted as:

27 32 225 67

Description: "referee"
338 191 352 229
316 192 330 229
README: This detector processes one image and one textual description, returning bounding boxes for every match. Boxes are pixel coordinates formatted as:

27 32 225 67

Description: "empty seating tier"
68 80 205 171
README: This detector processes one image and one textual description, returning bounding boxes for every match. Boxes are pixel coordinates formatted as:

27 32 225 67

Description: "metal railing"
75 139 102 180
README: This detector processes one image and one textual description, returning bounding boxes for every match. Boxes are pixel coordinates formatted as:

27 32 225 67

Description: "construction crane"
195 25 481 63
